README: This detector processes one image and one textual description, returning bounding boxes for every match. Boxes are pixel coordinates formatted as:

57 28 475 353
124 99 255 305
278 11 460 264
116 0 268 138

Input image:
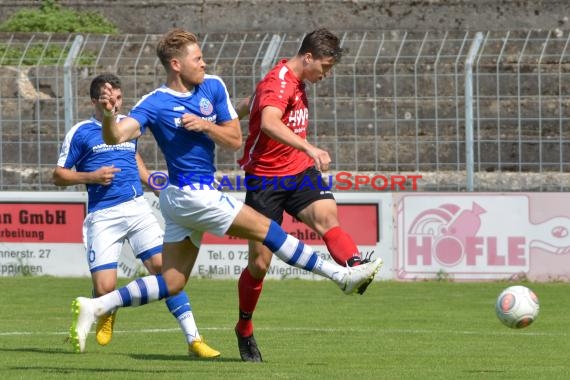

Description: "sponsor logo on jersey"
199 98 214 115
202 115 217 123
92 141 135 153
288 108 308 127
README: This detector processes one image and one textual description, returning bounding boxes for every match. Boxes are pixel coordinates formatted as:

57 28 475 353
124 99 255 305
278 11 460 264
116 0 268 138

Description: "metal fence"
1 30 569 192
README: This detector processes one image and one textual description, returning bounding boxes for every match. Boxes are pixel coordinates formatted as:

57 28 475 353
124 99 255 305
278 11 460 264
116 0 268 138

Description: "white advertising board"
142 192 393 281
0 191 89 277
6 191 570 281
0 191 393 280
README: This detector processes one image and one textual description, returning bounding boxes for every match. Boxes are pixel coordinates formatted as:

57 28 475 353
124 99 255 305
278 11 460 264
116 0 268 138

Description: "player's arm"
52 165 121 187
135 152 152 186
181 114 242 151
260 106 331 171
99 83 141 144
135 152 160 196
235 96 252 120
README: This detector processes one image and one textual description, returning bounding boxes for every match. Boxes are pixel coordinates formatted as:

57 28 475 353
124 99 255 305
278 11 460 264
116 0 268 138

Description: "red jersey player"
235 28 382 362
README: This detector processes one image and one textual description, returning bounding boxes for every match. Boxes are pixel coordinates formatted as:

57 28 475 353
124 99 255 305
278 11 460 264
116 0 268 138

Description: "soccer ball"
495 285 539 329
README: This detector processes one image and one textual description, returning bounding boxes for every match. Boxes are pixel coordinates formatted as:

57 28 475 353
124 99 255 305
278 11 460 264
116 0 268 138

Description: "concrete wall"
1 1 569 191
0 0 569 34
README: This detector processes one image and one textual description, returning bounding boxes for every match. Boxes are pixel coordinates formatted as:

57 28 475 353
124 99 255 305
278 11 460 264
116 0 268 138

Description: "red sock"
236 268 264 337
322 226 361 266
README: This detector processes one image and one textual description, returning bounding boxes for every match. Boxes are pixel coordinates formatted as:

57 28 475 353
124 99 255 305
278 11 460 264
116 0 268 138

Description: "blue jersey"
129 74 237 187
57 116 143 213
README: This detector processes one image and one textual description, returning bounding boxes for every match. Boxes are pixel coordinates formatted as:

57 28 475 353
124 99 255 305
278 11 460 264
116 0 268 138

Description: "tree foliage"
0 0 118 33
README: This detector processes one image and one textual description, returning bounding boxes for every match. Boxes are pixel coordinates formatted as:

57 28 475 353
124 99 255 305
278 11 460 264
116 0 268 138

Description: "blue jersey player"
55 73 220 358
68 29 383 358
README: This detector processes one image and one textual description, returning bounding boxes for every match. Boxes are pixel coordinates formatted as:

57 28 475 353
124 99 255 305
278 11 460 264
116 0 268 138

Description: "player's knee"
145 263 162 275
248 261 269 278
163 272 186 295
143 256 163 275
93 281 116 296
168 282 185 295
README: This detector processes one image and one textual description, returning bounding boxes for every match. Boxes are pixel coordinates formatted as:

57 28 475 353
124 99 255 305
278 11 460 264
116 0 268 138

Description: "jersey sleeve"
256 75 294 113
129 92 158 134
56 127 84 168
210 77 238 123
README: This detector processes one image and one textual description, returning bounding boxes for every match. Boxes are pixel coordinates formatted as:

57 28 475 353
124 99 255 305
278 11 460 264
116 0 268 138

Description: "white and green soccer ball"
495 285 539 329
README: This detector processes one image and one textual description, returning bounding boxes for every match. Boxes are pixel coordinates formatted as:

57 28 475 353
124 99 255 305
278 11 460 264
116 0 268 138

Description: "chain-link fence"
1 30 569 192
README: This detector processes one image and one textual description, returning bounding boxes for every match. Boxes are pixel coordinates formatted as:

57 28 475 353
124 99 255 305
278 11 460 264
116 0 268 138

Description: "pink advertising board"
395 193 570 281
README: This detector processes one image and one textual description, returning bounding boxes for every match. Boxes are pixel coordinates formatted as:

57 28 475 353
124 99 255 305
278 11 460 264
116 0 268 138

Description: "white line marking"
0 326 557 337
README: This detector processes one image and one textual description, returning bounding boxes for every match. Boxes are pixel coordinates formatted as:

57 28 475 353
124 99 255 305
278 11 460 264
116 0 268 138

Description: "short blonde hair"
156 28 199 69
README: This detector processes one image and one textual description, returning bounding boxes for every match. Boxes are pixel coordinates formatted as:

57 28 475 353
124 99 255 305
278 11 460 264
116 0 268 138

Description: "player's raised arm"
99 83 141 144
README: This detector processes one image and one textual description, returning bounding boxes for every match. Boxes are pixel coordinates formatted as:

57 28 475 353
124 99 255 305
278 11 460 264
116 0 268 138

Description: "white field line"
0 326 560 337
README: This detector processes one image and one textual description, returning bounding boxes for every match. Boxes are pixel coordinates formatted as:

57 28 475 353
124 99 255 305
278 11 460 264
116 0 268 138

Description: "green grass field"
0 277 568 379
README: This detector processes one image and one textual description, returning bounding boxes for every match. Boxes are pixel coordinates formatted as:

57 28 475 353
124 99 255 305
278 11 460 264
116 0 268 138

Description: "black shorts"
244 166 335 224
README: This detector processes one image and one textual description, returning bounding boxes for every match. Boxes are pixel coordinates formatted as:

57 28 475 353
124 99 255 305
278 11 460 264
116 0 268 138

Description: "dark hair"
90 73 121 100
298 28 344 62
156 28 199 69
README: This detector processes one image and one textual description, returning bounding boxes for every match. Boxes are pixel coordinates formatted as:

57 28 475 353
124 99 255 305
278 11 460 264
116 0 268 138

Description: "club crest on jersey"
199 98 213 115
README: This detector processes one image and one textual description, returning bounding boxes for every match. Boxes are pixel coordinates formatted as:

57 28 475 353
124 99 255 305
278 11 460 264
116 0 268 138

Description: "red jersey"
238 60 313 176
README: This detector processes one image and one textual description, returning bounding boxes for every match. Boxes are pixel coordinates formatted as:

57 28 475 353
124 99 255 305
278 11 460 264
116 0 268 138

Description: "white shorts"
159 184 243 246
83 196 163 272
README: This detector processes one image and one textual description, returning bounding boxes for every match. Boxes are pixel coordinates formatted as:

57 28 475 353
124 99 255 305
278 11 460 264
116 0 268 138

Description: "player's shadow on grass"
129 353 243 363
0 347 242 362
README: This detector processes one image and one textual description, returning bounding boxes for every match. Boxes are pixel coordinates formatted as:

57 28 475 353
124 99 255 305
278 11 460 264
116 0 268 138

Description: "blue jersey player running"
55 73 219 358
68 29 383 357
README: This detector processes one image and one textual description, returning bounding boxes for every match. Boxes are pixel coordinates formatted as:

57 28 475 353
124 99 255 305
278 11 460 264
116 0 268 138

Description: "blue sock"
263 220 287 251
263 220 319 271
117 274 169 307
165 291 200 342
166 291 192 317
